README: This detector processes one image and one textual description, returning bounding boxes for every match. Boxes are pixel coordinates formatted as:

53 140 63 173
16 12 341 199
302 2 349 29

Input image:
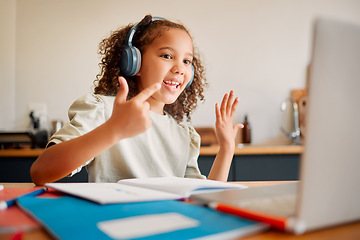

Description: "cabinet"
0 149 88 183
0 145 303 182
198 145 302 181
198 154 300 181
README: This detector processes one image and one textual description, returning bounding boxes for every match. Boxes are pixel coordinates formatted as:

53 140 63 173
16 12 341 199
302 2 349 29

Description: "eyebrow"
158 46 193 58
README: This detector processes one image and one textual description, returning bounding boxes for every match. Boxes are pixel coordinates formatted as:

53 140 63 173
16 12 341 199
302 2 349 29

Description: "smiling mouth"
163 80 181 89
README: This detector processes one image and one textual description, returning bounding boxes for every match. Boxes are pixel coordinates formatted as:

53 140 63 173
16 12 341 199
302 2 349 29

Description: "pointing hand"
108 76 161 139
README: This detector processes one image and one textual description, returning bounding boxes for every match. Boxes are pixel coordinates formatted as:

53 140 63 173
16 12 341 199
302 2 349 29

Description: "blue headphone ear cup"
132 47 142 75
186 64 195 88
120 46 141 76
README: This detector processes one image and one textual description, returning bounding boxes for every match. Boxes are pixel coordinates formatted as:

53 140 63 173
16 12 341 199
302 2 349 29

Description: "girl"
30 15 243 185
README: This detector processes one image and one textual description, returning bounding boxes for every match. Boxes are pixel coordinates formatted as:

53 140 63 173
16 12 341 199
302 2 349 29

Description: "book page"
45 183 182 204
119 177 247 197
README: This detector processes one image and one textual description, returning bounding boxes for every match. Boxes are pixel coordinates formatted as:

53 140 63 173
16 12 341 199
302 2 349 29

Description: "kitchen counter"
201 144 303 155
0 145 303 158
0 148 44 157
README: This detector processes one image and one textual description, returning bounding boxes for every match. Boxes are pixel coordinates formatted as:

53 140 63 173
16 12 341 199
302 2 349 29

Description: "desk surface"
1 182 359 240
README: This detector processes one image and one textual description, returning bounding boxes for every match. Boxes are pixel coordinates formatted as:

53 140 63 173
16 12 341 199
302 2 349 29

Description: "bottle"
242 114 251 144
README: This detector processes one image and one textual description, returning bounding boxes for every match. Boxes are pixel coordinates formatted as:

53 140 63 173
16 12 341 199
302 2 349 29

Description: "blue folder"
17 194 267 240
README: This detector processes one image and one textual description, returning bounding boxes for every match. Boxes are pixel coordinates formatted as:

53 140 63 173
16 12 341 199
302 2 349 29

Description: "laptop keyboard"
191 182 299 218
233 194 297 217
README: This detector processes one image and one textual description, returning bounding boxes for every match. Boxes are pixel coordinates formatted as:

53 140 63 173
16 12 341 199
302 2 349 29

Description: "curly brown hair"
93 15 207 122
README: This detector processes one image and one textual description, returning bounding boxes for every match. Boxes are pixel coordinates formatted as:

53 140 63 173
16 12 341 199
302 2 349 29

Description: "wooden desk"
1 182 359 240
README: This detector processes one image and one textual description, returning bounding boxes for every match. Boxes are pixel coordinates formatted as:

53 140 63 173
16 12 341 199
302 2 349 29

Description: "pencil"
208 202 306 234
0 187 46 210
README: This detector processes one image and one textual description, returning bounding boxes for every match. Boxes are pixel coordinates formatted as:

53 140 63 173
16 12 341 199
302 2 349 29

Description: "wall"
1 0 360 144
0 0 16 129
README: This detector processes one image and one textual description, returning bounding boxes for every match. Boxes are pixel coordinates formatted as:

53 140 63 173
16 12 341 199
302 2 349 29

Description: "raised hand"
107 76 161 139
215 90 243 149
207 90 244 181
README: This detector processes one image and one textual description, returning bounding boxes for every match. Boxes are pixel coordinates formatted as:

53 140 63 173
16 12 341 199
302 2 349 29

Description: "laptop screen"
298 18 360 231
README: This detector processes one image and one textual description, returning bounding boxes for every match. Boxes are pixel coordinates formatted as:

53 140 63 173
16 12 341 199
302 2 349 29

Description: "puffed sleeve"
47 93 106 176
185 126 206 179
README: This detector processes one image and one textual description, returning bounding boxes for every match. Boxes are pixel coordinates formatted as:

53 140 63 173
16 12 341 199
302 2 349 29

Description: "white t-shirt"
48 93 205 182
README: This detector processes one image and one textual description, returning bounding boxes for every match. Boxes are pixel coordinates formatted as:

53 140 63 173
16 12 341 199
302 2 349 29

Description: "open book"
45 177 247 204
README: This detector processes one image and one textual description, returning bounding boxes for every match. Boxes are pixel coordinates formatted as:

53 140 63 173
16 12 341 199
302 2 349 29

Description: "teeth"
164 81 180 86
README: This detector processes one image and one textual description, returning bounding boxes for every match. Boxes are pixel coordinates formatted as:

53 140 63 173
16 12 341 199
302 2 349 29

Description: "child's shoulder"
175 119 201 144
71 93 115 106
68 93 116 118
156 112 199 137
186 125 201 148
161 113 201 147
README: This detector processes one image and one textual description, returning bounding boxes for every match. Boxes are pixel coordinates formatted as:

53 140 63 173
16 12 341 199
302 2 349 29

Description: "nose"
171 63 185 76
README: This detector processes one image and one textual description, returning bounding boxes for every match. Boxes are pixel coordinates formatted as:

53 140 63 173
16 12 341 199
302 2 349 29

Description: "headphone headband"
126 17 167 46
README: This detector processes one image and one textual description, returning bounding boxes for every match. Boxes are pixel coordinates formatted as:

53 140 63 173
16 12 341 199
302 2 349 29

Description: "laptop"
191 18 360 234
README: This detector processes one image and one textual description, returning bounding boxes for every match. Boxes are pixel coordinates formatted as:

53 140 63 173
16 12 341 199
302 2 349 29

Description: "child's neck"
150 107 165 115
149 101 165 115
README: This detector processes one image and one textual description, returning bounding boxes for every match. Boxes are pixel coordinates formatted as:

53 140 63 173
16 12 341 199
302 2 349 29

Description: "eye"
183 59 192 65
161 54 172 60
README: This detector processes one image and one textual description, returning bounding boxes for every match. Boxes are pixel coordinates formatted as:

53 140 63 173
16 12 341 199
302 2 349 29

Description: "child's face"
136 28 194 113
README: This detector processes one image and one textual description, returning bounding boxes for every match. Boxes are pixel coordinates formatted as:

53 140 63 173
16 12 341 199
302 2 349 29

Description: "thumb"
115 76 129 103
233 123 244 134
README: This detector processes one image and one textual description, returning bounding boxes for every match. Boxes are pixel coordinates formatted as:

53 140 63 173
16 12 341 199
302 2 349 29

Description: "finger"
115 76 129 103
133 83 161 103
215 103 222 122
143 101 150 111
226 90 235 115
230 97 240 118
233 123 244 135
220 93 229 119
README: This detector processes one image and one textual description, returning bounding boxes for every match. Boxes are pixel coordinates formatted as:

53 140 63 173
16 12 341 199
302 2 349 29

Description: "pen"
209 202 289 231
209 202 306 234
0 187 46 210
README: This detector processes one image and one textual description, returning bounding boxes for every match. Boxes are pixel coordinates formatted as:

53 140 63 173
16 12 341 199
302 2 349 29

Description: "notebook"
45 177 246 204
191 18 360 234
17 194 268 240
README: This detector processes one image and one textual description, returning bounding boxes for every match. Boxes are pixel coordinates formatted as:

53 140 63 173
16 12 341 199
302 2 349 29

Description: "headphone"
119 17 194 88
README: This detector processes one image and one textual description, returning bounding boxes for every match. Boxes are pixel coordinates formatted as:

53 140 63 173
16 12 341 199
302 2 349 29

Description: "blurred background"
1 0 360 145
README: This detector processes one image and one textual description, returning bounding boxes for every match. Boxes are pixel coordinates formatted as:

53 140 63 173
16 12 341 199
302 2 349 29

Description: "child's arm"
30 77 160 186
207 91 243 182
